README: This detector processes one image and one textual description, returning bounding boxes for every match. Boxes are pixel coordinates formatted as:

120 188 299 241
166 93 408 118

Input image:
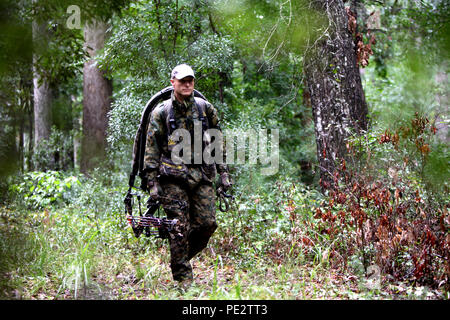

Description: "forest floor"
0 205 446 300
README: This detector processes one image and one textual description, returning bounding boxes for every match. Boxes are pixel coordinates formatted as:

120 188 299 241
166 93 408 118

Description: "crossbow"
124 189 183 239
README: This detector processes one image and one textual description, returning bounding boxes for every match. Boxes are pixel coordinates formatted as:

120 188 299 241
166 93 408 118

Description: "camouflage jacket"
143 92 228 184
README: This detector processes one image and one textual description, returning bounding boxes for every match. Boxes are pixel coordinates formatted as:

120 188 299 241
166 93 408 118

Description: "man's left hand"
219 172 232 192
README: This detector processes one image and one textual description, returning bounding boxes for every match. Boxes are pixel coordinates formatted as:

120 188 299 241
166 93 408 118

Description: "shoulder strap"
163 99 176 136
194 97 209 131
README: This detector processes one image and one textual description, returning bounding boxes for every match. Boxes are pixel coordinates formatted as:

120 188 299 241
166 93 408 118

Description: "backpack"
127 86 209 192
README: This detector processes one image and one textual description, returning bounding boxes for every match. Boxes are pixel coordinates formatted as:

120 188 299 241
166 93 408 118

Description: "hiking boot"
176 278 193 293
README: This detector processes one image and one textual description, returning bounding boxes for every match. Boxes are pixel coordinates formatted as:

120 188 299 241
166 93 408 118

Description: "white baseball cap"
171 64 195 80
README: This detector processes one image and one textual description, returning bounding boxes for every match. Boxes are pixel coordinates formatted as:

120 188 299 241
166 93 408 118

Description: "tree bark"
81 20 112 173
303 0 368 187
32 19 52 151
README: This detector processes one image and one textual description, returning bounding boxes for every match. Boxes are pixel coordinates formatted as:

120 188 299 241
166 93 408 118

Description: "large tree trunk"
32 19 52 151
81 20 112 173
303 0 368 187
32 75 51 146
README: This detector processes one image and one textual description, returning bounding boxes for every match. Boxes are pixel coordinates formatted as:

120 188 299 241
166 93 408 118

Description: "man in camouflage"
143 64 231 285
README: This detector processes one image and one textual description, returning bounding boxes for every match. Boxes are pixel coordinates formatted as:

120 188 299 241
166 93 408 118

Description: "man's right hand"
147 180 162 200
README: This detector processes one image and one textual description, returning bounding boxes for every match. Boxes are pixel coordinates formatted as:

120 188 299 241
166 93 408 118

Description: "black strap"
166 100 177 135
195 97 209 132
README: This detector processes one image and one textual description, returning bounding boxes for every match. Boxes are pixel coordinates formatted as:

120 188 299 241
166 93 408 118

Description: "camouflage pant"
160 180 217 282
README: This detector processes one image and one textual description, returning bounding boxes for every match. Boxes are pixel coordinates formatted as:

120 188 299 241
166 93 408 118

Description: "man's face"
171 76 195 101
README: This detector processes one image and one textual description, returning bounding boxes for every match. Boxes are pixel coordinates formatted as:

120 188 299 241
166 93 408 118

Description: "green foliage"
33 23 86 86
106 89 145 148
364 52 447 131
102 0 235 151
0 123 20 184
67 168 127 224
222 59 316 185
10 171 81 209
213 0 326 60
0 0 32 76
99 0 236 90
32 127 75 171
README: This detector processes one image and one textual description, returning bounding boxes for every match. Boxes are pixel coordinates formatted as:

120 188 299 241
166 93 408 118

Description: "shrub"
311 112 449 289
10 171 81 210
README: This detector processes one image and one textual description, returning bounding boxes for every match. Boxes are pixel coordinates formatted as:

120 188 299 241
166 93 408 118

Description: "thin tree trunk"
73 106 82 170
303 0 368 188
27 94 34 171
81 20 112 173
19 117 24 172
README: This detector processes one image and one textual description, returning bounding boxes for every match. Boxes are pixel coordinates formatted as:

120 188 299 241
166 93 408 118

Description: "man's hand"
219 172 232 192
147 180 162 200
216 172 233 212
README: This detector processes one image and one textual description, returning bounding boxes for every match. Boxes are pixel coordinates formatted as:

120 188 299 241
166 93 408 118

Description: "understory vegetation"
1 116 448 299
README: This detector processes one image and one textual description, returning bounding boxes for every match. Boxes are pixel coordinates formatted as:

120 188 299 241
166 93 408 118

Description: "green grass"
1 204 446 300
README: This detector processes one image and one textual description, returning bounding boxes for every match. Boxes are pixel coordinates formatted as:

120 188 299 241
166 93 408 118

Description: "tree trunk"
303 0 368 187
18 115 24 172
27 94 34 171
73 109 82 171
32 75 51 147
32 20 52 151
81 20 112 173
